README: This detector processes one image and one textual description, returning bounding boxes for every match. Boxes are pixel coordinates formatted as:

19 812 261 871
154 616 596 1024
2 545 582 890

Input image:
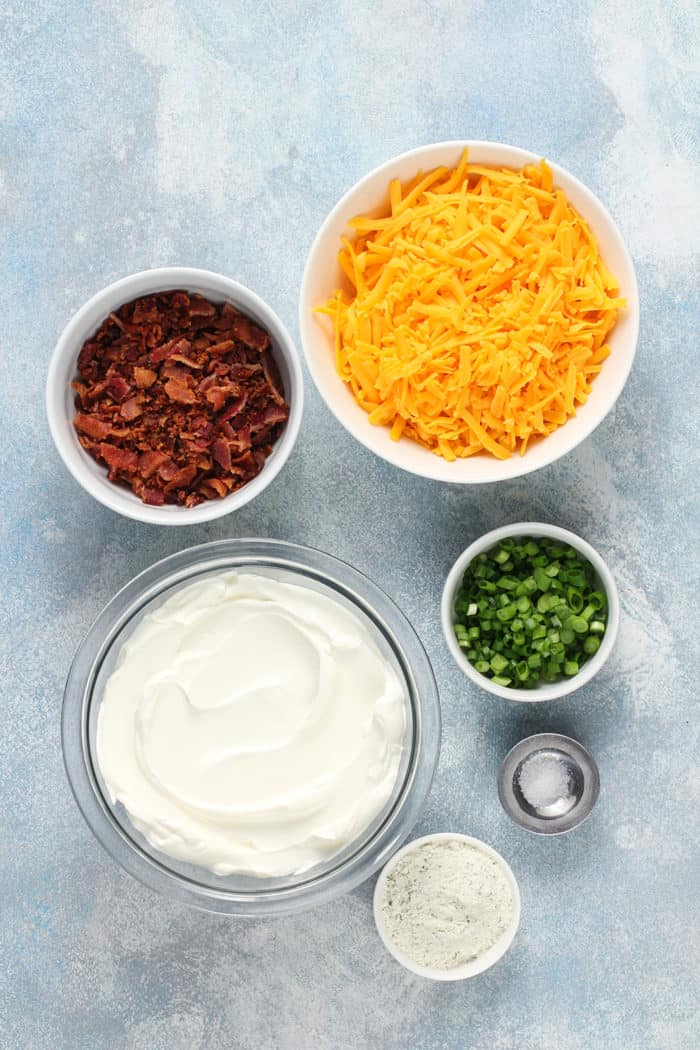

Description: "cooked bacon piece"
217 302 238 323
149 337 191 365
219 392 248 421
208 340 235 356
200 477 229 498
229 450 258 475
190 415 214 438
108 311 128 332
77 341 99 374
192 452 213 471
161 362 191 382
228 425 251 452
231 314 269 350
249 404 288 432
142 486 165 506
82 379 111 403
163 464 198 492
170 354 202 369
99 443 139 472
261 351 285 406
251 448 268 471
212 438 232 472
164 378 196 404
189 296 217 317
139 450 171 478
156 460 180 482
133 367 157 388
72 290 288 506
120 397 143 421
132 298 159 325
107 375 131 401
74 413 112 440
203 384 240 412
230 363 262 380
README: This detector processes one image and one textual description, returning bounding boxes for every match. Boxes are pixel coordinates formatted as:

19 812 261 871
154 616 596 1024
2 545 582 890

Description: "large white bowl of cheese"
299 141 639 483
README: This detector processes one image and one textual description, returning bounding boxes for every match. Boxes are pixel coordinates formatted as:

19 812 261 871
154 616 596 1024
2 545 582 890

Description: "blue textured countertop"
2 2 698 1048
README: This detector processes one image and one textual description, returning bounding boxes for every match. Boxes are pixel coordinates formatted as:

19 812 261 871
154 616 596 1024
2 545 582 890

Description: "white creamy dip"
96 572 407 878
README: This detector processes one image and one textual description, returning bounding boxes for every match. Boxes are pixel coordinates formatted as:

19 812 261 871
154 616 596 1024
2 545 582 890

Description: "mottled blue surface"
1 2 699 1048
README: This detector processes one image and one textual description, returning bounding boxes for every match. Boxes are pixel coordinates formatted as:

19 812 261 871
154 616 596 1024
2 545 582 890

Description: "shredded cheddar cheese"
316 151 625 460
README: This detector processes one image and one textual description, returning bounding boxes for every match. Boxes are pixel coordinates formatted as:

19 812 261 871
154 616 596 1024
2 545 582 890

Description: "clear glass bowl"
62 539 441 916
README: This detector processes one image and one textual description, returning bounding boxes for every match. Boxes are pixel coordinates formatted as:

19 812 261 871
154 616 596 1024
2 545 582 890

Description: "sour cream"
96 572 407 877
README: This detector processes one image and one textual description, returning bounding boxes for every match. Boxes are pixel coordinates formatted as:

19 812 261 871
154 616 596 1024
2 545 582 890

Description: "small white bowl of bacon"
46 267 303 524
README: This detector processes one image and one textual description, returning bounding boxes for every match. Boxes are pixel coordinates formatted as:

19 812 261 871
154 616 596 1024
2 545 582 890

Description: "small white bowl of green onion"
441 523 620 702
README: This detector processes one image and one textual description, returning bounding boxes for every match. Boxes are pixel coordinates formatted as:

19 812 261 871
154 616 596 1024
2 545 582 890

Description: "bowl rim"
299 139 640 484
61 538 441 916
440 522 620 702
46 266 304 525
372 831 521 980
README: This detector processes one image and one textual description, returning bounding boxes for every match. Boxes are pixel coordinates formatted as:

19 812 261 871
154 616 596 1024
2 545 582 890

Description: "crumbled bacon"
164 378 196 404
261 351 285 406
231 314 270 351
189 296 217 318
200 477 229 499
157 460 181 482
72 290 289 506
204 384 238 412
161 361 191 383
249 403 288 432
120 397 143 421
142 486 165 506
74 413 112 440
219 392 248 421
170 354 202 369
138 450 170 478
212 438 232 472
208 340 235 356
99 443 139 472
163 464 198 493
133 367 157 389
107 375 131 402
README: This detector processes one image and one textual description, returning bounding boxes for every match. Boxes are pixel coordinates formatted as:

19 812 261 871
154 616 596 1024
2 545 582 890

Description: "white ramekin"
373 832 521 980
46 267 303 525
441 522 620 702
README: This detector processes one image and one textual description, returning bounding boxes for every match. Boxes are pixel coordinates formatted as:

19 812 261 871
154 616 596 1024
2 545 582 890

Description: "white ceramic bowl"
441 522 620 702
299 141 639 483
47 267 304 525
373 832 521 980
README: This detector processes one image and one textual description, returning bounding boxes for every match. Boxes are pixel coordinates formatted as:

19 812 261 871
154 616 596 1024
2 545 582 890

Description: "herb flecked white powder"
379 840 515 970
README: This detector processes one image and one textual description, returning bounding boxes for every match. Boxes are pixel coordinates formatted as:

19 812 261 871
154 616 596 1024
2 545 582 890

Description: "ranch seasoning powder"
378 839 515 970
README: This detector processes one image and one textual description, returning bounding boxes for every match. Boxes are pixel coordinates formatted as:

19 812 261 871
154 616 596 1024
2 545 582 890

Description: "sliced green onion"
453 537 608 690
534 566 552 591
